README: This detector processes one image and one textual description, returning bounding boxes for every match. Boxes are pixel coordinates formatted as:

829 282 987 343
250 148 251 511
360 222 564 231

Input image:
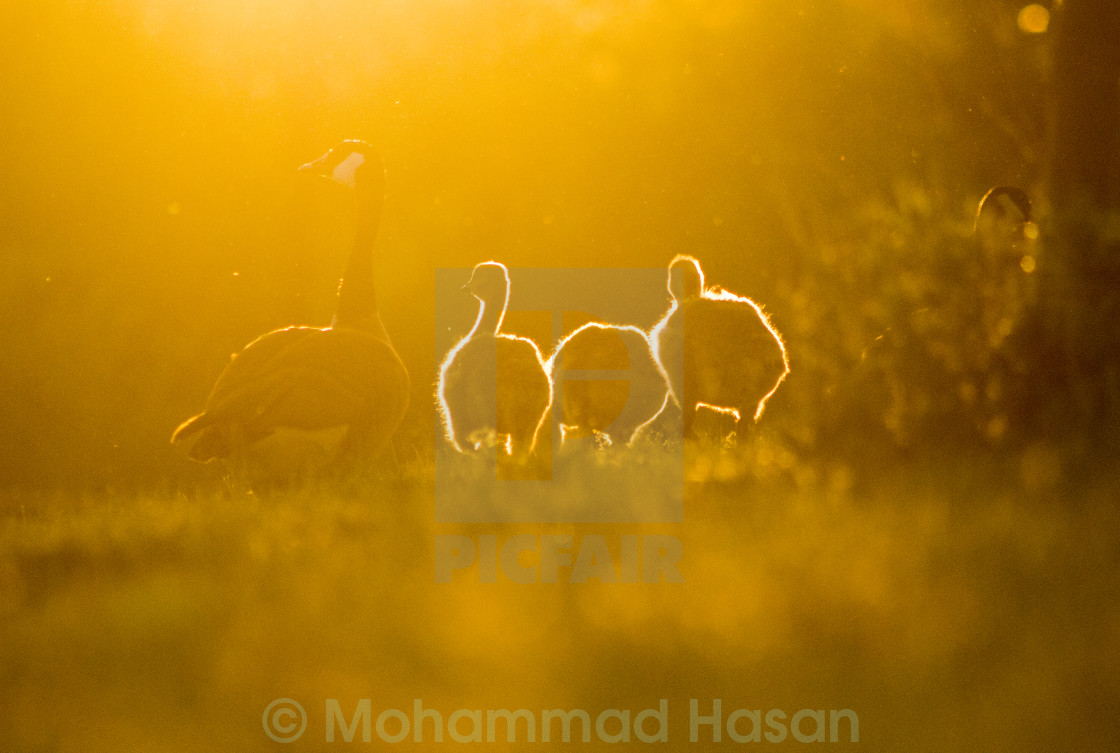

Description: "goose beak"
298 154 330 177
460 282 473 293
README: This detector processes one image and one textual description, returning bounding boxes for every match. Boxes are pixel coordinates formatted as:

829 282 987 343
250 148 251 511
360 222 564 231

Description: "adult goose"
650 255 789 438
437 261 552 460
171 141 409 478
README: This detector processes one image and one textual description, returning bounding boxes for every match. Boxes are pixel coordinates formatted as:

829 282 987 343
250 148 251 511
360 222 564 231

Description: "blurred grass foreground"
2 449 1118 751
2 0 1120 750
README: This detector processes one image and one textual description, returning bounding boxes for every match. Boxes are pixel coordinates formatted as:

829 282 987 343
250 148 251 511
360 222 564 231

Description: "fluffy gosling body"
546 322 669 446
650 254 789 437
437 261 552 460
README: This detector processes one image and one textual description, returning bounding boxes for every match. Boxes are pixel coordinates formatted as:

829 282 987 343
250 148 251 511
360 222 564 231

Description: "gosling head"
299 140 386 198
463 261 511 305
667 254 704 302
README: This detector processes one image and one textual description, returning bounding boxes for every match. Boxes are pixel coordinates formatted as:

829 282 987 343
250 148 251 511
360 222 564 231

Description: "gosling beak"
461 282 473 293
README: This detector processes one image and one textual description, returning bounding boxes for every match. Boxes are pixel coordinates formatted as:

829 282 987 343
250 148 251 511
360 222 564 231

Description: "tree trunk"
1044 0 1120 434
1049 0 1120 212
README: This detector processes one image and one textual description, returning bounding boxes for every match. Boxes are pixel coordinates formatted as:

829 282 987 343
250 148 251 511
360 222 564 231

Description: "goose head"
667 254 704 302
299 140 386 204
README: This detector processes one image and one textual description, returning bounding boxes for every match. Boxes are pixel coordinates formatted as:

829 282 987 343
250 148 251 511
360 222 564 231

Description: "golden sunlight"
5 0 1120 750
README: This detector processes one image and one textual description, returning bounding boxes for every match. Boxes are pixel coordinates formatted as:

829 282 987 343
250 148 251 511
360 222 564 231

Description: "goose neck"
333 190 383 333
469 292 507 338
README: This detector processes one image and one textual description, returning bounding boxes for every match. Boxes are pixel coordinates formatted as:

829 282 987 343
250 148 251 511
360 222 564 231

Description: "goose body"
437 262 552 459
651 255 789 437
546 322 668 446
172 141 409 477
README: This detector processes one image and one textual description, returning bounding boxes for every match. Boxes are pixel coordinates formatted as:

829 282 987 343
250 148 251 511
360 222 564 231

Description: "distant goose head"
464 261 511 336
667 254 705 302
974 186 1036 268
974 186 1032 232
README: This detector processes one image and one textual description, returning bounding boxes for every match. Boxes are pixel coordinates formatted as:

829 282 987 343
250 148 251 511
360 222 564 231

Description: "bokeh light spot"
1020 255 1036 273
1018 4 1049 34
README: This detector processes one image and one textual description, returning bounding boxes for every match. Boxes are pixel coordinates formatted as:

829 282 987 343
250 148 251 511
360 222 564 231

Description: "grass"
2 438 1117 751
